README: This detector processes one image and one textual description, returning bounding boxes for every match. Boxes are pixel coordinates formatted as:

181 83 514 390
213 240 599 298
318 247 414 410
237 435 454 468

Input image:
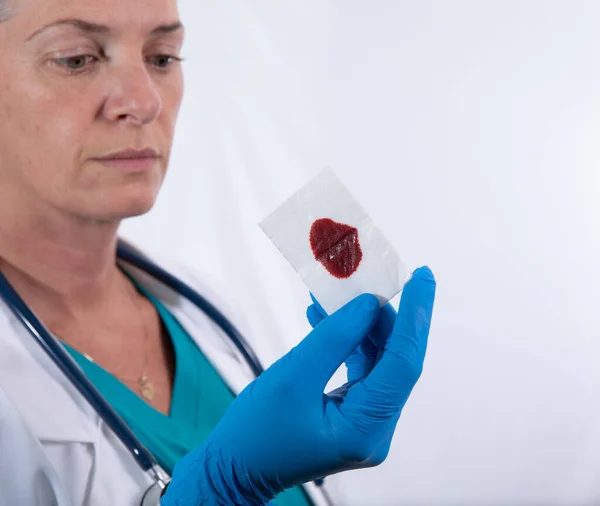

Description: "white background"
121 2 600 504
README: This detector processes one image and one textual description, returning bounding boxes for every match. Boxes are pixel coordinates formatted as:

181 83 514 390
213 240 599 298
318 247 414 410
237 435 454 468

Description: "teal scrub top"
63 278 312 506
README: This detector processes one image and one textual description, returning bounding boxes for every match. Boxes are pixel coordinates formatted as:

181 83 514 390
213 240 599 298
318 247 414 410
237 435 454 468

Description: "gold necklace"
127 281 155 402
75 280 155 402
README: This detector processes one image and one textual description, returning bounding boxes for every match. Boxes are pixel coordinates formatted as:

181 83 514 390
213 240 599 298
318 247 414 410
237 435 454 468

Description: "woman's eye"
55 55 97 71
148 54 182 69
50 54 181 74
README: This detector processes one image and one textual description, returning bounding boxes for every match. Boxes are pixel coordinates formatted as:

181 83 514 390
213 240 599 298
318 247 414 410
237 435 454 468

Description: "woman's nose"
102 63 163 126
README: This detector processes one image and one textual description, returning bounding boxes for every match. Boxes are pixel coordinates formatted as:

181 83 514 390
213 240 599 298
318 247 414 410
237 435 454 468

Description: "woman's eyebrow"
26 18 184 42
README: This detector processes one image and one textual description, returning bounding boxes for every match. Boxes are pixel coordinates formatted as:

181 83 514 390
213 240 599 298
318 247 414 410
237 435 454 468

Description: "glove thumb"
292 294 380 388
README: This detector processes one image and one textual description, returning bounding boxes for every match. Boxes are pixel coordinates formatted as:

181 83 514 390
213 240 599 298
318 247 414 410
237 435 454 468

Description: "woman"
0 0 436 504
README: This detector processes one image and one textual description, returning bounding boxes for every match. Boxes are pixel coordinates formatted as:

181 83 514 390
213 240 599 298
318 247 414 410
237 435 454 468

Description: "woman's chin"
66 178 164 221
75 191 159 222
118 200 156 218
111 194 158 219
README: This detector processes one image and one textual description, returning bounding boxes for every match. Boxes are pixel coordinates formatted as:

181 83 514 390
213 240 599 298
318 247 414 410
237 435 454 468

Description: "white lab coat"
0 242 330 506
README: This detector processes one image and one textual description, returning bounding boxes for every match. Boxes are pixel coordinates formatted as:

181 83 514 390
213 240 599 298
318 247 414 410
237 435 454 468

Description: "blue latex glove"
162 266 436 506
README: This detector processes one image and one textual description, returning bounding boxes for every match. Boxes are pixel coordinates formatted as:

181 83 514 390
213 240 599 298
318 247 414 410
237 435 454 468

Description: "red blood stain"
309 218 363 279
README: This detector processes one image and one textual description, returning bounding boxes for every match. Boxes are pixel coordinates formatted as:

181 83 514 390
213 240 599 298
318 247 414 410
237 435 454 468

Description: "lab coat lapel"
0 297 98 444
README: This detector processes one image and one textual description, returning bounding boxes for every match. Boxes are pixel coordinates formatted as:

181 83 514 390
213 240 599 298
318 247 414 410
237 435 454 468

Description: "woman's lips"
94 156 159 173
92 148 160 173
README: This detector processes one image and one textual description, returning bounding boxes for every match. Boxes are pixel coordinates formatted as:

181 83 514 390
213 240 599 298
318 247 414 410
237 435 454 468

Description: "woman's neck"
0 204 124 317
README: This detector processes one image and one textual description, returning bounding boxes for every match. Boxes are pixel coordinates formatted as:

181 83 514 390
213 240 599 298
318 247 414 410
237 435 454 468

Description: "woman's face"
0 0 184 222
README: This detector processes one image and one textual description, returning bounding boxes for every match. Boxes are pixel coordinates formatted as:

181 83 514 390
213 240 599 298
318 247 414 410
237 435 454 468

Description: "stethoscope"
0 241 332 506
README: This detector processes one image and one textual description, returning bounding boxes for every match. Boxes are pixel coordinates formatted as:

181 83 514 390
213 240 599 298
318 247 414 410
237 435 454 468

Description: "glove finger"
347 303 395 380
309 297 382 380
342 267 436 421
311 294 397 350
306 304 325 328
308 302 375 382
309 292 328 316
293 294 380 389
369 303 397 349
345 347 375 382
312 289 382 342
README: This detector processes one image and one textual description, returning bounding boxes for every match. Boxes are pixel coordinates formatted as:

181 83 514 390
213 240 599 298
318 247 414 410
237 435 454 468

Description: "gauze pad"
259 168 408 314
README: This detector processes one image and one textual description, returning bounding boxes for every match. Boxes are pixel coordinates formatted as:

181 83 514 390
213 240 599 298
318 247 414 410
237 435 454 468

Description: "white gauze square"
259 168 408 314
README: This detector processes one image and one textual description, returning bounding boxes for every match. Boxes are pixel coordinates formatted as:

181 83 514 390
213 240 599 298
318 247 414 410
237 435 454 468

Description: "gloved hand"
162 266 436 506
